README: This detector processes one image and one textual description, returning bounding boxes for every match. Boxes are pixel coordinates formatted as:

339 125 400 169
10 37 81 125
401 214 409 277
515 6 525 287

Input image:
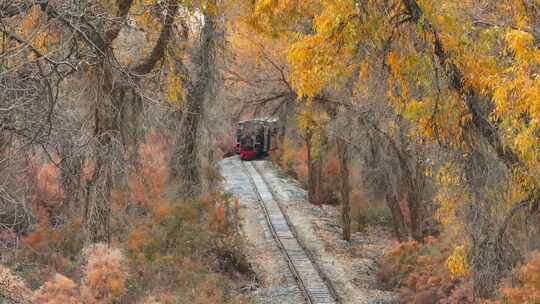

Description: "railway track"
241 161 338 304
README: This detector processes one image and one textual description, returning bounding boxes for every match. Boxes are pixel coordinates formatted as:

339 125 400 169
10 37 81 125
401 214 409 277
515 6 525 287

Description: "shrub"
123 193 249 303
3 129 249 304
215 132 236 157
0 266 32 303
378 237 474 304
82 244 127 303
497 251 540 304
357 206 393 227
32 274 80 304
16 217 83 285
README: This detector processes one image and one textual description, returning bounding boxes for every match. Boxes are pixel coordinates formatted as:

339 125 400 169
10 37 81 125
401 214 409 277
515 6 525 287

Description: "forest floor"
220 157 398 304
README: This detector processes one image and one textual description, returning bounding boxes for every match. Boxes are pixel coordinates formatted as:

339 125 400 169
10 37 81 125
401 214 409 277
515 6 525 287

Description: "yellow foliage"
505 29 535 60
283 0 359 98
435 163 469 227
251 0 317 34
165 73 185 104
446 245 471 279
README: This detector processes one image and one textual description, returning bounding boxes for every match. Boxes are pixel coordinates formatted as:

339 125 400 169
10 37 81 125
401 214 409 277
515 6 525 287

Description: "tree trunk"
386 192 410 242
306 131 320 205
171 89 203 196
306 129 324 205
337 137 351 241
170 4 215 198
84 69 115 243
406 185 423 241
314 153 322 205
59 141 83 214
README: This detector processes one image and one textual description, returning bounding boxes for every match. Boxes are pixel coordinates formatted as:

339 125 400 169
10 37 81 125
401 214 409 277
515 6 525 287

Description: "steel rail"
241 160 337 304
251 162 341 304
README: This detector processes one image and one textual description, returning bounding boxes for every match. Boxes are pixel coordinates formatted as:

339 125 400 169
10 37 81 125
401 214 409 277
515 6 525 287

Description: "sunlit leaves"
435 163 468 227
446 245 471 279
506 29 535 60
286 0 359 98
297 105 329 160
288 35 352 98
250 0 318 35
165 73 186 104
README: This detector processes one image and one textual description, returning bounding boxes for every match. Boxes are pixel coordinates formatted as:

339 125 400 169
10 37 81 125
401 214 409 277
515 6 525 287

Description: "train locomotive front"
235 118 277 161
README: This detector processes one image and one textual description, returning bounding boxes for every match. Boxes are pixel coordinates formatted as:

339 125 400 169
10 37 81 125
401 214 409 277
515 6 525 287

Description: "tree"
336 135 351 241
0 0 214 243
247 0 540 297
170 0 218 197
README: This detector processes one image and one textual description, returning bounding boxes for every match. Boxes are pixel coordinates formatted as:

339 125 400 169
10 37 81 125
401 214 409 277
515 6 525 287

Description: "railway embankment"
220 157 398 304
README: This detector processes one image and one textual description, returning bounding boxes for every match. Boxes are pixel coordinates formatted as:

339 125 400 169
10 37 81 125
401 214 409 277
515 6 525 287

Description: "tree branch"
0 0 48 18
400 0 521 169
131 0 178 75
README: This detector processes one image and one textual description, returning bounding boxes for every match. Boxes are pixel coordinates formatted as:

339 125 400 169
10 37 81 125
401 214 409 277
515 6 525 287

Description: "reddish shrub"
399 199 412 226
0 266 32 302
82 244 127 303
32 274 80 304
216 132 236 156
498 251 540 304
378 238 473 304
27 159 64 221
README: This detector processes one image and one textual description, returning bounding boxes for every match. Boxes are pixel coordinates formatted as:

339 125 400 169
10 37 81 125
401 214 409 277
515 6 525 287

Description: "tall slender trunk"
386 192 410 242
337 137 351 241
171 88 203 196
83 62 115 244
170 5 215 198
59 141 83 214
306 131 320 205
406 184 423 241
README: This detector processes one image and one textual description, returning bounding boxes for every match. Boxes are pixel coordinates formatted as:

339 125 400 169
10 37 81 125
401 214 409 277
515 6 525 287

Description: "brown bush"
82 244 127 303
32 274 80 304
378 238 474 304
0 266 32 303
497 251 540 304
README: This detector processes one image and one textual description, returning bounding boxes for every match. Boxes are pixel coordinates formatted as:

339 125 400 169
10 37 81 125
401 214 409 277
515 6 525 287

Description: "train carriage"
235 118 278 161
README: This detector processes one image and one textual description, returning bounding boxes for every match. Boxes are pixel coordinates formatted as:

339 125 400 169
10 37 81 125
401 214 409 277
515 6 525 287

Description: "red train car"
235 118 278 161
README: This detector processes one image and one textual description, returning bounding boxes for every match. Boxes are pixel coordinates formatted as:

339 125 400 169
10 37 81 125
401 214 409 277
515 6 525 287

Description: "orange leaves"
28 160 64 221
387 51 401 76
128 173 147 205
505 29 535 61
127 228 152 253
499 251 540 303
151 201 172 221
11 5 61 59
0 266 32 302
137 131 170 201
286 0 359 98
83 244 127 302
23 227 49 253
271 137 308 181
250 0 317 34
379 237 473 303
111 131 171 217
32 274 80 304
22 244 128 303
287 34 354 99
36 163 61 195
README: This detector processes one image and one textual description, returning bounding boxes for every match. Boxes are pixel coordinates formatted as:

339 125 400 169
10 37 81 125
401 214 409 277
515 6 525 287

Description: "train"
235 118 278 161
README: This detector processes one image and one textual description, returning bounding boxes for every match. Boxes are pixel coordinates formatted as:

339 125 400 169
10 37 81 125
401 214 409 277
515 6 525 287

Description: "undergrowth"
0 131 251 303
